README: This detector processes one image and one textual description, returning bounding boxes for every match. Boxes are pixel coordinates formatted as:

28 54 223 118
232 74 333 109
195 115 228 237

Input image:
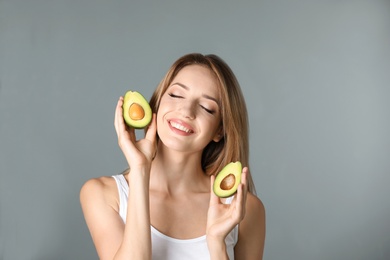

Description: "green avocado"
213 161 242 198
122 90 152 129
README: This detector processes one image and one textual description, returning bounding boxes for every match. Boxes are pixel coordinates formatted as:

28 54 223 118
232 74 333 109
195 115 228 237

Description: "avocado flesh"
213 161 242 198
122 91 152 129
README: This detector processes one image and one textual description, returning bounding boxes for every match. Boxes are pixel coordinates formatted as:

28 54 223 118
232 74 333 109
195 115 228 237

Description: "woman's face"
157 65 222 154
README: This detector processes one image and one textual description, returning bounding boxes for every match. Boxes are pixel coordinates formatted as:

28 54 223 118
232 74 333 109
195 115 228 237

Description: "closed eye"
168 93 183 98
200 105 214 114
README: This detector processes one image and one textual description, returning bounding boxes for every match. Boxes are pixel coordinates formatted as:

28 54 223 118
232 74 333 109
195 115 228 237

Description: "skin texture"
80 64 266 260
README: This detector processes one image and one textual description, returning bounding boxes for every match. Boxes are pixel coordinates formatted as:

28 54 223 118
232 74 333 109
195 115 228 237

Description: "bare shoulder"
80 176 117 192
80 176 127 259
80 176 120 215
80 176 117 198
245 192 266 220
241 192 266 235
235 193 266 259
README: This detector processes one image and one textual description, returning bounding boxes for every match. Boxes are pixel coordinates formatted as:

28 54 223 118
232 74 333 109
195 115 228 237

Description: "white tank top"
112 174 238 260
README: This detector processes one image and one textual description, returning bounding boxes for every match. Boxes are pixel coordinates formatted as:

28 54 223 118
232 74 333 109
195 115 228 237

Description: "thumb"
145 113 157 144
209 175 220 206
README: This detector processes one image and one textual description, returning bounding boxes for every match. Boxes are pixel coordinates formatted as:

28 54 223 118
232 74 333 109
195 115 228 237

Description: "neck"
149 144 209 195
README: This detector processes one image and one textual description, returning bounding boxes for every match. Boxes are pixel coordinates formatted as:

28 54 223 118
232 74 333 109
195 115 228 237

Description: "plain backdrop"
1 0 389 259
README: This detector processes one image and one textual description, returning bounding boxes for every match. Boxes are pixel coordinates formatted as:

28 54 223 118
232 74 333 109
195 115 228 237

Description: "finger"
115 97 136 145
127 124 136 141
233 168 248 219
239 168 249 217
233 183 245 222
114 97 124 135
242 167 248 203
145 113 157 144
209 175 220 206
241 167 248 192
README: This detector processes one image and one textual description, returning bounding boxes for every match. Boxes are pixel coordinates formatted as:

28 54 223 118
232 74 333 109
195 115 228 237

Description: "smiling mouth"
169 121 194 133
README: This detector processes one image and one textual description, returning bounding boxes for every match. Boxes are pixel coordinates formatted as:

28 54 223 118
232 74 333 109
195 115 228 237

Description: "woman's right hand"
114 96 157 171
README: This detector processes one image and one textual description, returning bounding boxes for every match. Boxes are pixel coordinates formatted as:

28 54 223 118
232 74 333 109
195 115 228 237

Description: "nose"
180 101 196 119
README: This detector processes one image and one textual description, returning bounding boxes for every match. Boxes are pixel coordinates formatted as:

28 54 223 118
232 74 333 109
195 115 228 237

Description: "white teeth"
170 121 192 133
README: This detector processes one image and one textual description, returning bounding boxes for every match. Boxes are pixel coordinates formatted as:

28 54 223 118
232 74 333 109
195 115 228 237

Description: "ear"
212 128 224 142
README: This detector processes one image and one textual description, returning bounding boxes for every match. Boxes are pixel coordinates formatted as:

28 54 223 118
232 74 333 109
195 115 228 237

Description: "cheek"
156 100 171 132
156 107 165 130
157 97 170 113
205 117 221 136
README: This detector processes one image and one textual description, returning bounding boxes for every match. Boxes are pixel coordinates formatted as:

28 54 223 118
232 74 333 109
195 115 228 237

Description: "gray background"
1 0 389 259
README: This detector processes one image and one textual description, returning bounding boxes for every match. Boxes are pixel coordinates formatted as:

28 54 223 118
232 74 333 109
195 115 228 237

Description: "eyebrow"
171 82 220 106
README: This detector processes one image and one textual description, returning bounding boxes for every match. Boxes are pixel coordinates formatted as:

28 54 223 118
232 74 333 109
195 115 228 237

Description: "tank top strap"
112 174 128 223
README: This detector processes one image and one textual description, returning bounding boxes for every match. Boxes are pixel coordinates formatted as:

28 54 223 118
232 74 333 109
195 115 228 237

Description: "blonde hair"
149 53 256 194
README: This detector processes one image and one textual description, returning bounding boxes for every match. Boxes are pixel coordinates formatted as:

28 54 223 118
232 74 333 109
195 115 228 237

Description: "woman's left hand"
206 167 248 243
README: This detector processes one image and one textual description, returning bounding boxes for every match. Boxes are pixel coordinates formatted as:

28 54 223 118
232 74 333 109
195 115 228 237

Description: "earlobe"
213 132 224 142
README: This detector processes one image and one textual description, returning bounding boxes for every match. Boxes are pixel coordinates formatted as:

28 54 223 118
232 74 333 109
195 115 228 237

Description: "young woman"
80 53 265 259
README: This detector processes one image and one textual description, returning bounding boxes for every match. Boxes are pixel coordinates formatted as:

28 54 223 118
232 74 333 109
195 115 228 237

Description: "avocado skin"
213 161 242 198
122 90 152 129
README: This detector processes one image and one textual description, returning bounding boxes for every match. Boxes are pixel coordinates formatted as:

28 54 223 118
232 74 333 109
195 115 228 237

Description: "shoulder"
235 193 266 259
80 176 127 258
80 176 117 198
241 193 265 236
80 176 120 213
245 193 266 222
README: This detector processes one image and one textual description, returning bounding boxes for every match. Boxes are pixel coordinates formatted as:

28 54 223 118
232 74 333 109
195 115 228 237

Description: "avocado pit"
220 173 236 190
129 103 145 120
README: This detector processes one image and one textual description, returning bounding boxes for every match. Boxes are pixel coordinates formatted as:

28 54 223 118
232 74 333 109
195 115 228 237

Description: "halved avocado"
122 90 152 129
213 161 242 198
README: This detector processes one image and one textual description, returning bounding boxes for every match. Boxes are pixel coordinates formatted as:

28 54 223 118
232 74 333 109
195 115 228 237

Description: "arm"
206 168 249 260
80 97 157 260
113 97 157 259
80 177 126 259
234 193 266 260
80 171 153 260
119 166 152 259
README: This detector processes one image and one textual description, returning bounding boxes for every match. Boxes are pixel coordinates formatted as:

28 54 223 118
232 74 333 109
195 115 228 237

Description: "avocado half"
213 161 242 198
122 90 152 129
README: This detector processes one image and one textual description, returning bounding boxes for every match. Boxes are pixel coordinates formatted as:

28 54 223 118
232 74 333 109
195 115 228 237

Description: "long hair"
149 53 256 194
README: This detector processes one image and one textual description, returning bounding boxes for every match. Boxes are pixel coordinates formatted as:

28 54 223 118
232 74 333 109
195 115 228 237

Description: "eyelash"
201 106 214 114
168 93 183 98
168 92 215 114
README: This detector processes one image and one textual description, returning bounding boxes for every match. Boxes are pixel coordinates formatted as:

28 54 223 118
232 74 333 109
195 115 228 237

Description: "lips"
168 119 194 134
